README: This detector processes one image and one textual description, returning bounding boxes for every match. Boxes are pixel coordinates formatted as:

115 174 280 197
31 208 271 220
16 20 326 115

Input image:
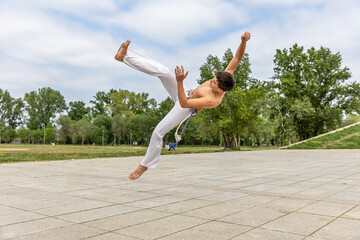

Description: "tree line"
1 43 359 148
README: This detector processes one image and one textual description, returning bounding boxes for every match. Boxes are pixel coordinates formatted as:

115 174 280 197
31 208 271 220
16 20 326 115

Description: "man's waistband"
186 89 197 115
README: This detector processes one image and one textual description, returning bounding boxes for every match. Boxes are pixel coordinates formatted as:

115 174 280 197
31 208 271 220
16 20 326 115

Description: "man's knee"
152 130 164 140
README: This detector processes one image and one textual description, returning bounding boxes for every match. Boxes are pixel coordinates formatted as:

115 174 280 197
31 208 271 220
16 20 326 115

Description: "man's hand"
175 65 188 83
241 31 251 42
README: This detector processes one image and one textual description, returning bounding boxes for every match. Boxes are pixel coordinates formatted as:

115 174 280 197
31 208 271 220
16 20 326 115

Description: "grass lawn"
0 144 224 163
0 144 278 163
288 124 360 149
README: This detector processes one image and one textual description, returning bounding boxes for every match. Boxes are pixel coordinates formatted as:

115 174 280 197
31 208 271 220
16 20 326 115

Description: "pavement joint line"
142 180 360 205
222 191 352 239
304 202 360 239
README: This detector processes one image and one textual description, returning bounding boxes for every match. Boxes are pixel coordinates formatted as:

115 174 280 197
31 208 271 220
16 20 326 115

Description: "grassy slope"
288 124 360 149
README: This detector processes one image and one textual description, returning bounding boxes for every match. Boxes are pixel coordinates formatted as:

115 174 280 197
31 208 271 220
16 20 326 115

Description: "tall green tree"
92 114 112 144
24 87 67 130
68 101 90 121
17 128 31 143
271 44 360 140
57 115 71 144
112 114 126 144
108 89 157 117
0 89 24 129
77 119 92 145
198 51 263 148
90 91 111 117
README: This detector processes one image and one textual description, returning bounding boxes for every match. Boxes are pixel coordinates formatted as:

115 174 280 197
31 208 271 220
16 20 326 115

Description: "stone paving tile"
242 184 278 192
33 200 112 216
289 181 324 188
3 194 84 211
0 217 72 240
293 188 338 199
105 192 162 204
345 185 360 192
266 186 308 195
0 210 45 226
122 195 189 209
262 212 334 236
159 221 252 240
342 205 360 220
223 194 281 207
262 197 315 212
197 190 248 202
232 228 304 240
56 205 140 223
299 201 356 217
326 191 360 203
153 198 217 213
311 218 360 240
9 224 105 240
181 200 251 220
115 215 208 239
0 205 26 216
85 232 138 240
219 206 287 227
84 209 171 231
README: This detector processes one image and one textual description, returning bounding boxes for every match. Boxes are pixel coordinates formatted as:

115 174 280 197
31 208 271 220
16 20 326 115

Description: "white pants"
123 49 194 168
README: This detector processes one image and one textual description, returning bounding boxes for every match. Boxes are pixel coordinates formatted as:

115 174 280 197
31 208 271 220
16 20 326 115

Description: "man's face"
210 77 223 93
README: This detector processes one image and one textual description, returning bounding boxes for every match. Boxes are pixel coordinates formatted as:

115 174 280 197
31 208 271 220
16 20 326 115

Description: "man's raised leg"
115 40 131 62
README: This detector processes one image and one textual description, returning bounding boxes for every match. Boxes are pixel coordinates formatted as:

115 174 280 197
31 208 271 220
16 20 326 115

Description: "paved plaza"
1 150 360 240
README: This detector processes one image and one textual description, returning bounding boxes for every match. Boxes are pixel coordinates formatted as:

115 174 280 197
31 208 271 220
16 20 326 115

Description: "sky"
1 0 359 105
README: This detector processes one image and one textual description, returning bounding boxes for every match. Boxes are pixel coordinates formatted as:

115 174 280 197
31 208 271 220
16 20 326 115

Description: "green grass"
0 144 226 163
288 124 360 149
0 144 279 163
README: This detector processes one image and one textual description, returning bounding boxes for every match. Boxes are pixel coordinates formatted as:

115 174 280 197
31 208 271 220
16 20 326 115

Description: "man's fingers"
185 71 189 77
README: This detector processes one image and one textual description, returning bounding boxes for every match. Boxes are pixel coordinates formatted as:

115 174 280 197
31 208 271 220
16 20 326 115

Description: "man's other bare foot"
128 164 148 180
115 40 131 62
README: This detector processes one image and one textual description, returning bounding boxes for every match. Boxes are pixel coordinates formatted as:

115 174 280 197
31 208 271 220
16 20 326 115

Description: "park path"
1 150 360 239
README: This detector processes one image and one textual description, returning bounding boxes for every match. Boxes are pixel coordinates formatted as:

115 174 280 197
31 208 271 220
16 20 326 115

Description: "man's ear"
218 89 224 94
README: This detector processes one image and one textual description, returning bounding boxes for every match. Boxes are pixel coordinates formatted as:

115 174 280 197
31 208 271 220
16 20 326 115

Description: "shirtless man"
115 31 251 180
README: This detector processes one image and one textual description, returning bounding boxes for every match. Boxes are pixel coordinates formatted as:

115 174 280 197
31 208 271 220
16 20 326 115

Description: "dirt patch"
0 148 29 151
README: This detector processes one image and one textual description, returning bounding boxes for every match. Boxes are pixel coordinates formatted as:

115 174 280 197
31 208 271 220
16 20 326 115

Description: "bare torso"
189 80 224 112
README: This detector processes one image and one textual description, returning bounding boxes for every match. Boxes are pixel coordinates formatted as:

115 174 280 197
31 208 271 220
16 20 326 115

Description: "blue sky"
1 0 359 105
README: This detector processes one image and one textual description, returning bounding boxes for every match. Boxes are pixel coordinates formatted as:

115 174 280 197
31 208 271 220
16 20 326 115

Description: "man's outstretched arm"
175 66 217 109
225 32 251 74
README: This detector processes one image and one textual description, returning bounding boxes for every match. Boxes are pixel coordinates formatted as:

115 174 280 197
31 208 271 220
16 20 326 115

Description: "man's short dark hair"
215 71 236 92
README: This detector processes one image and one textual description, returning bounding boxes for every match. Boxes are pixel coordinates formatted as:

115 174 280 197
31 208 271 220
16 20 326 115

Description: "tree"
69 120 80 144
90 91 111 117
92 114 112 145
198 51 263 149
271 44 360 140
57 115 71 144
0 89 24 129
32 129 43 143
17 128 31 143
24 87 67 130
6 129 17 143
68 101 90 121
108 89 157 117
77 119 92 145
112 114 126 145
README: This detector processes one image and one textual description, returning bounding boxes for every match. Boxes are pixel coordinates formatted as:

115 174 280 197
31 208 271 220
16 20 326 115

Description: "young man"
115 32 251 180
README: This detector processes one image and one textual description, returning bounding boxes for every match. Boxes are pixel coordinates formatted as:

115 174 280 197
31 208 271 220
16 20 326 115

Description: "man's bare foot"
128 164 148 180
115 40 131 62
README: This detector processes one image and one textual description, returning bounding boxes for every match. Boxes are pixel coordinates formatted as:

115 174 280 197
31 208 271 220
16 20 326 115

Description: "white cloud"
108 0 248 45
